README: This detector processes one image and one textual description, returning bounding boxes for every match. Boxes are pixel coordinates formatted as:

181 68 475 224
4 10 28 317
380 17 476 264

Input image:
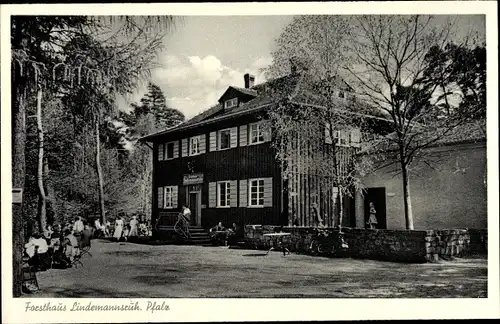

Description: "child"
367 202 378 229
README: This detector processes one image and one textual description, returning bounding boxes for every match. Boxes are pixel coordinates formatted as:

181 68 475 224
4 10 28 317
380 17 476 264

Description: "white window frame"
163 186 175 209
218 129 231 151
165 141 175 160
189 136 201 156
248 178 265 207
225 98 238 109
217 181 231 208
249 122 265 145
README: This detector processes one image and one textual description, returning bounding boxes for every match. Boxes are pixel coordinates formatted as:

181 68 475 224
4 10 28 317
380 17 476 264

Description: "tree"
344 15 485 229
11 15 177 296
135 82 185 129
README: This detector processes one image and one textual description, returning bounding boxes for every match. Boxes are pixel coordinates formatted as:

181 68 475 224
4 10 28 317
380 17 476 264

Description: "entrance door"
187 185 202 226
364 187 387 229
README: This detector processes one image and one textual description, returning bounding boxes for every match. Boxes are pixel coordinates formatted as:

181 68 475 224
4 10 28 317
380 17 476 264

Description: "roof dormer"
218 73 258 111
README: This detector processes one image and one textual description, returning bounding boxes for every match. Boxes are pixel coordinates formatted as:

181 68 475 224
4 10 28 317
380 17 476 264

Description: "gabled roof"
140 72 388 141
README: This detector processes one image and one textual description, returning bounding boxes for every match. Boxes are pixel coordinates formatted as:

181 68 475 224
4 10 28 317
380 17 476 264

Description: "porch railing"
155 211 179 229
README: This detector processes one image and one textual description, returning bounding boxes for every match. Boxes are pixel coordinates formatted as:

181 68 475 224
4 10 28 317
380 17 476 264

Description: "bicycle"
308 229 349 257
174 213 191 240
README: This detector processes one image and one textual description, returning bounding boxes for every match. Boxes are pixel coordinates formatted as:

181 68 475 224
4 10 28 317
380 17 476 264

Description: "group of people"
100 215 151 242
209 221 243 246
24 216 93 271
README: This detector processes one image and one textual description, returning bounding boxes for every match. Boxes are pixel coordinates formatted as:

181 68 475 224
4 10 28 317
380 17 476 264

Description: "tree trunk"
36 88 47 232
338 189 344 231
12 68 26 297
401 163 414 230
95 114 106 224
44 157 58 223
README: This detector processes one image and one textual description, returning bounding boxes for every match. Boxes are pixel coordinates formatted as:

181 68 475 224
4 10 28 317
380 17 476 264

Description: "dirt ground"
30 239 487 298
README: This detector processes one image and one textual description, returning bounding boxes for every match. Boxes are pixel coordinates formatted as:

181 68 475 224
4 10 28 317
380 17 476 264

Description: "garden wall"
244 225 487 263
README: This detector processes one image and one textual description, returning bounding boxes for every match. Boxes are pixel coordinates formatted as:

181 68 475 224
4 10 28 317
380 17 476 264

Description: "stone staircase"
156 225 211 245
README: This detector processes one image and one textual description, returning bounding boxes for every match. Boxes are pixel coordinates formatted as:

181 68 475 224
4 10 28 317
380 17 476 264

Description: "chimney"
244 73 255 88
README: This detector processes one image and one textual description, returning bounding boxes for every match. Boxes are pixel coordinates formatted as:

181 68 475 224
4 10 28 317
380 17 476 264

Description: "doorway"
364 187 387 229
187 185 202 226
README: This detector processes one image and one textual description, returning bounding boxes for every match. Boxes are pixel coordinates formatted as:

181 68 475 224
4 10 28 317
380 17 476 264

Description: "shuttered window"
249 122 265 145
217 181 231 207
163 186 178 209
218 129 231 150
248 178 265 207
158 186 177 209
188 134 206 156
165 142 175 159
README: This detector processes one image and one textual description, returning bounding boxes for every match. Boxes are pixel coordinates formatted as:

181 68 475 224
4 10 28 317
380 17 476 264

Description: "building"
355 121 487 230
141 72 487 234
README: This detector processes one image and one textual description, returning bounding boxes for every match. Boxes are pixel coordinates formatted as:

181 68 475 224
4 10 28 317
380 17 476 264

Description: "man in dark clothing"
79 224 93 250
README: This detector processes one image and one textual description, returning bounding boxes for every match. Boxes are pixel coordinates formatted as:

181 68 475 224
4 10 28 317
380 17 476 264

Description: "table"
263 233 292 256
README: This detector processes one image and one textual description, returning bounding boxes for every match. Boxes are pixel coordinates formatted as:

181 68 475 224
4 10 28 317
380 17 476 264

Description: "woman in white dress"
113 217 124 241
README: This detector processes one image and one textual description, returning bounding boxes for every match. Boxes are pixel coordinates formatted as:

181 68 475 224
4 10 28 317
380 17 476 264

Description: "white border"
1 2 499 323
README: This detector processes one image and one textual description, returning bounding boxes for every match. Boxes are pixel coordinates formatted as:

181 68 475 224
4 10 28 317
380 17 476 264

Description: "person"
129 215 139 238
62 229 80 262
43 225 54 241
139 221 147 236
73 216 85 241
227 223 242 247
210 222 227 246
79 224 93 250
30 232 51 271
312 203 325 227
367 202 378 229
123 224 130 241
94 218 105 238
181 205 191 224
105 220 111 237
113 216 124 241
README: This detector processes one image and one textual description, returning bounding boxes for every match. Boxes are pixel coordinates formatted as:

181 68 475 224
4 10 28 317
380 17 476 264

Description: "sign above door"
183 173 204 185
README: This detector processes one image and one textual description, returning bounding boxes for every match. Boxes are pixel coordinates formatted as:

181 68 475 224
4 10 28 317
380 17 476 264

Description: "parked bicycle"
308 228 349 257
174 213 191 240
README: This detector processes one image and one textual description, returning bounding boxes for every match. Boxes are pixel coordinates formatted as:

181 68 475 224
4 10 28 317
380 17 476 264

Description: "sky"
116 14 485 120
117 16 294 119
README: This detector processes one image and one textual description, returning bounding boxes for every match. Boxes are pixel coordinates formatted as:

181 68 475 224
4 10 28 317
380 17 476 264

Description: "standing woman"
113 216 124 241
367 202 378 229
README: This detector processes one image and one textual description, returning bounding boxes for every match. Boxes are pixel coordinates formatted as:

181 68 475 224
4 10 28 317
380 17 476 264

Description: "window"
217 181 231 207
190 136 200 155
249 122 265 144
166 142 175 159
218 129 231 150
164 186 175 208
249 179 265 207
225 98 238 109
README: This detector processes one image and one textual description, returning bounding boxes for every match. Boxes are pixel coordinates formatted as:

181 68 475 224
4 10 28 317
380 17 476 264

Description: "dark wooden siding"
152 113 283 230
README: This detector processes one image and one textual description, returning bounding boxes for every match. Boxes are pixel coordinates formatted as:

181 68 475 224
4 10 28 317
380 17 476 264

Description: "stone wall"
244 225 487 263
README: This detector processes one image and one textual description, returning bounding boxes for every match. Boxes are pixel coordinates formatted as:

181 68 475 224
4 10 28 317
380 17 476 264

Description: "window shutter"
181 138 188 156
158 144 164 161
172 186 178 208
208 182 216 208
262 121 272 142
239 179 248 207
209 132 217 152
230 180 238 207
263 177 273 207
239 125 248 146
199 134 206 154
173 141 179 158
230 127 238 148
157 187 164 209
